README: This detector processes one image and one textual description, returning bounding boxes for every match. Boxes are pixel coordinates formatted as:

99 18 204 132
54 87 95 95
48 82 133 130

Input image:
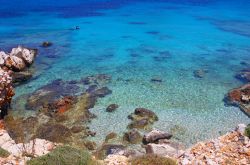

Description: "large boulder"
10 46 37 66
145 143 180 158
143 129 172 144
1 46 37 71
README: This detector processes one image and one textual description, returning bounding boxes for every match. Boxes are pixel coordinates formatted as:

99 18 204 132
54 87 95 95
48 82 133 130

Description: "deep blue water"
1 0 250 145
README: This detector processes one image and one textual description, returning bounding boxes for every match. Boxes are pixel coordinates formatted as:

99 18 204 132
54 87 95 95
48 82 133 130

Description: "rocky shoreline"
0 45 249 164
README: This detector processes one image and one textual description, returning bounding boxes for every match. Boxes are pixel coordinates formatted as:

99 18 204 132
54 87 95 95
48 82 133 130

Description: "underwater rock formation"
193 69 208 78
106 104 119 112
226 83 250 116
128 108 158 130
41 41 53 47
0 68 14 119
123 129 142 144
235 69 250 83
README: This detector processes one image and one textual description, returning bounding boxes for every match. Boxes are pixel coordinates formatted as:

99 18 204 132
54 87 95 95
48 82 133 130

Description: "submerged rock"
12 70 32 86
128 108 158 130
42 41 53 47
151 77 163 83
123 129 142 144
106 104 119 112
193 69 208 78
226 83 250 116
36 123 72 143
105 132 118 142
26 79 81 110
143 129 172 144
42 96 77 117
235 69 250 83
92 87 112 98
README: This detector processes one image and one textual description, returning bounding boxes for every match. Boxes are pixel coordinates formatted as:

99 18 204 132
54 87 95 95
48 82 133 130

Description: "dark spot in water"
128 22 147 25
146 31 160 35
130 53 141 57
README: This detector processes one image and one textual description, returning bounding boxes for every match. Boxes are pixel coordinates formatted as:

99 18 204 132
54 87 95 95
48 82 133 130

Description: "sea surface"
1 0 250 146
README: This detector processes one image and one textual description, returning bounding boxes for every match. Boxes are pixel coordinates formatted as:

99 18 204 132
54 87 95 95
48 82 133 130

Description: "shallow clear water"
1 0 250 146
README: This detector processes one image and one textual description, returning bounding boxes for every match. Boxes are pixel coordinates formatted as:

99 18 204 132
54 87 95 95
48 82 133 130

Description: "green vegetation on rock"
245 124 250 138
130 154 177 165
0 147 10 158
27 146 98 165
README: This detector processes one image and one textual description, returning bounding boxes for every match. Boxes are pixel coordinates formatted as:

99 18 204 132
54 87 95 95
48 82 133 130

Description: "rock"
128 119 149 129
0 68 14 119
42 41 53 47
143 129 172 144
151 77 162 83
0 129 57 164
193 69 208 78
42 96 77 116
123 129 142 144
36 123 72 143
145 143 179 157
127 108 158 130
226 83 250 116
105 132 117 142
81 74 111 85
26 79 81 110
70 126 85 133
10 46 37 66
178 125 250 164
106 104 119 112
93 87 112 98
84 140 96 150
134 108 158 120
235 69 250 82
12 70 32 86
235 124 247 135
95 144 126 159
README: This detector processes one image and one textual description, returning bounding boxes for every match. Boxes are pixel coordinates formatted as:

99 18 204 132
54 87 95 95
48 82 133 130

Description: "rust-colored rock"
226 83 250 116
0 68 15 119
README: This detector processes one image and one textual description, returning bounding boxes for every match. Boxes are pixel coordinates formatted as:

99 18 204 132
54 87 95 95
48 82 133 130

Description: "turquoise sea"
1 0 250 146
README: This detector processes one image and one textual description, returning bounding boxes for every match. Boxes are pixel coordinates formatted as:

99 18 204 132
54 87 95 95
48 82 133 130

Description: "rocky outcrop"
226 83 250 116
0 68 14 118
0 46 37 71
0 46 37 119
143 129 172 144
179 124 250 164
0 129 57 165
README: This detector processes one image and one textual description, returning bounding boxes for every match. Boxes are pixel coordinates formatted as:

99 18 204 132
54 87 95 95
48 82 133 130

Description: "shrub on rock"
130 154 177 165
27 146 97 165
